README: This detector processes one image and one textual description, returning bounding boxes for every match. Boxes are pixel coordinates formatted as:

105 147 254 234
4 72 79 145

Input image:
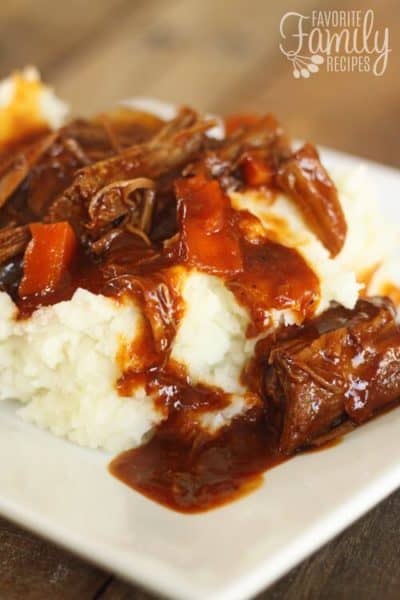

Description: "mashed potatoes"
0 289 162 452
171 271 252 393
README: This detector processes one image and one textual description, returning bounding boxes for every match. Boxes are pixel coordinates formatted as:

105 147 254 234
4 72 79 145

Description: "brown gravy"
109 408 285 513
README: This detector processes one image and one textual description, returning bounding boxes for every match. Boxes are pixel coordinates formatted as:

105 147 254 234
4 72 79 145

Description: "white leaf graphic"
311 54 324 64
284 50 323 79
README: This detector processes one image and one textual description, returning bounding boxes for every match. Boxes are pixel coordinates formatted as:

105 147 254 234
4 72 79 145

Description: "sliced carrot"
241 153 273 187
175 175 242 275
19 222 77 297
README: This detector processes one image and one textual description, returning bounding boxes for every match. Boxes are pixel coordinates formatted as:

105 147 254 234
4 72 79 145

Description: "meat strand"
0 132 58 209
277 143 347 257
0 225 30 265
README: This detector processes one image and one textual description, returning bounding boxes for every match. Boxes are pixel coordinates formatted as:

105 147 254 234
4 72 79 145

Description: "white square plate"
0 149 399 600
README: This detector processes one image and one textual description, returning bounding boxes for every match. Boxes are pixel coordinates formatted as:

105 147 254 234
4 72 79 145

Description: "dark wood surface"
0 1 399 598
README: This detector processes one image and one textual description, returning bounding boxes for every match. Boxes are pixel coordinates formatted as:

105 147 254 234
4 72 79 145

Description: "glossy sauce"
110 407 286 513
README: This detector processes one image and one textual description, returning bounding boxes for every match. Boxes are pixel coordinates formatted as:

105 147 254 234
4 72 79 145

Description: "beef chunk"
265 298 400 453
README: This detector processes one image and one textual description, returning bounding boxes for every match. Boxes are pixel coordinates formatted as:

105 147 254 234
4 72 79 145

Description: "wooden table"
0 1 399 598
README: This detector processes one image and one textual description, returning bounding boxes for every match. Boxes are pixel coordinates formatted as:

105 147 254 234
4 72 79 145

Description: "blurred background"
0 0 398 166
